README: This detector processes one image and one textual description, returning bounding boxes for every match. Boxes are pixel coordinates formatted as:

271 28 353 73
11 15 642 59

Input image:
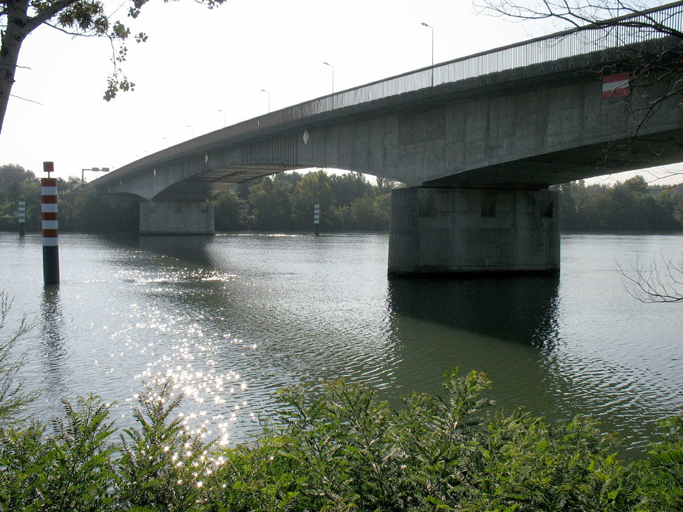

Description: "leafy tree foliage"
290 171 334 230
0 164 37 230
213 188 247 232
0 292 38 424
4 165 680 235
212 170 396 233
0 163 34 190
0 166 396 234
0 164 138 232
329 172 373 207
248 174 297 232
555 177 683 232
0 0 226 135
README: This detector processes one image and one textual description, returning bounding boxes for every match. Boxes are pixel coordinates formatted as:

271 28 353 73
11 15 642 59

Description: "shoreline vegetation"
1 164 682 235
1 371 682 510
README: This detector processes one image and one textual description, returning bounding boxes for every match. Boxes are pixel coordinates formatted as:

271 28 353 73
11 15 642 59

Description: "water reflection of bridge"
387 274 560 412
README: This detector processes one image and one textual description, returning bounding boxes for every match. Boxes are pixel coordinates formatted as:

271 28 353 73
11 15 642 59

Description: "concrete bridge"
92 2 683 274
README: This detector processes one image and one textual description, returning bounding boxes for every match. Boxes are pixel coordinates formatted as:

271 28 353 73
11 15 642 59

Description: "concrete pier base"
388 187 559 275
140 201 215 235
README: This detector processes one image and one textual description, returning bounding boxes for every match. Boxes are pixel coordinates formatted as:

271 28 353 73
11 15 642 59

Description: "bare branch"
9 94 43 105
44 20 103 37
618 253 683 303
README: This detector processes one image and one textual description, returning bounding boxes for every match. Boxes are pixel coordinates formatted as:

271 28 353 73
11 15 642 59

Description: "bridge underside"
153 165 309 202
105 125 683 203
426 129 683 189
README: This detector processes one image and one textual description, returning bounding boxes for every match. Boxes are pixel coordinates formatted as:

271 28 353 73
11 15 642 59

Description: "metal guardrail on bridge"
286 1 683 119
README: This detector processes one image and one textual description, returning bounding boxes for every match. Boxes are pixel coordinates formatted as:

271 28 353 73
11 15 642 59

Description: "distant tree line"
1 163 682 233
0 165 396 234
0 164 138 233
213 170 396 232
553 176 683 232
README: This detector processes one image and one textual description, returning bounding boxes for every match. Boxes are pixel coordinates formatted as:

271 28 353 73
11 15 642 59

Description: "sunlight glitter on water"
126 325 258 444
48 249 265 445
1 232 682 457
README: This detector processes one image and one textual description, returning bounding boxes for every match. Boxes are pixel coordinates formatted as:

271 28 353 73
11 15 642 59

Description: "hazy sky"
1 0 678 185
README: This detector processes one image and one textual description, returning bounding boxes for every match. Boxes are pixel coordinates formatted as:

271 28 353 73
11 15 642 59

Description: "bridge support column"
388 187 559 275
140 201 215 235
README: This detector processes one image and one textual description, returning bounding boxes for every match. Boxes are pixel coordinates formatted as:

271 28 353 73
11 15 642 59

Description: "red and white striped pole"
42 162 59 285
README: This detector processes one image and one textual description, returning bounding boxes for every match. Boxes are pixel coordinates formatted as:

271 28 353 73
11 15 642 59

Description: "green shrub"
0 370 682 510
0 395 116 511
0 291 38 423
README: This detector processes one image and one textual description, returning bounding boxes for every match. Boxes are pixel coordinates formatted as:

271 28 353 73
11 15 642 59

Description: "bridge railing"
287 1 683 120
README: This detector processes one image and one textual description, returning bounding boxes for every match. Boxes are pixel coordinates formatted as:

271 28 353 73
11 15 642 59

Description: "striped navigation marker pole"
18 197 25 236
42 162 59 285
314 201 320 236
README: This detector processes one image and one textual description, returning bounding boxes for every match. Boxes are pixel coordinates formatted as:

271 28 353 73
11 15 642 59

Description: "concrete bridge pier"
388 187 559 275
140 201 215 235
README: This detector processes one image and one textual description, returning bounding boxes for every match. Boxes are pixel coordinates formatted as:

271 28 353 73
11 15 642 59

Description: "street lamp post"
81 167 110 185
421 22 434 67
261 89 270 113
218 109 226 127
323 62 335 94
421 22 435 87
187 125 194 138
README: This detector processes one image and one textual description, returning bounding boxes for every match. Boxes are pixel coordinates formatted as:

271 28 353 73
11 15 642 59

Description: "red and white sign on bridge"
602 73 630 99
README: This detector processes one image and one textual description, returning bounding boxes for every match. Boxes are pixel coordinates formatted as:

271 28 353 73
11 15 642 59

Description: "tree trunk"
0 0 30 136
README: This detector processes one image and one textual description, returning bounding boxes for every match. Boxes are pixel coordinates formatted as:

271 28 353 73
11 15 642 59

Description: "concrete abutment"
388 187 559 275
140 201 215 235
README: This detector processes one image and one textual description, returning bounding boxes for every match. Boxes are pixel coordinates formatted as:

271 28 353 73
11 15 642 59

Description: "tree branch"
44 19 102 37
23 0 86 33
9 93 42 104
618 253 683 303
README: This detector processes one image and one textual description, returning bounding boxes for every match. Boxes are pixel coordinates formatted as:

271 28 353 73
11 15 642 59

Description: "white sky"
1 0 680 185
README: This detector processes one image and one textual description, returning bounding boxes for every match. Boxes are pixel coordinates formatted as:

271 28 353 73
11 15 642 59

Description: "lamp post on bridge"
421 22 434 67
323 62 335 94
421 22 435 87
260 89 270 113
218 109 226 127
81 167 110 185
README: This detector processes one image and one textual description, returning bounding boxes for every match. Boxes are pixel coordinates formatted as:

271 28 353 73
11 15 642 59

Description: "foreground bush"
0 370 682 511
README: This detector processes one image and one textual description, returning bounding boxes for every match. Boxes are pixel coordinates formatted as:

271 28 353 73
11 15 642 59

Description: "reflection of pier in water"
40 287 68 401
136 236 215 267
387 275 562 416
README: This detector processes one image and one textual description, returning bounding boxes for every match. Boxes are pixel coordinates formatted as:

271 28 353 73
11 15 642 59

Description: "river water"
0 232 682 456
